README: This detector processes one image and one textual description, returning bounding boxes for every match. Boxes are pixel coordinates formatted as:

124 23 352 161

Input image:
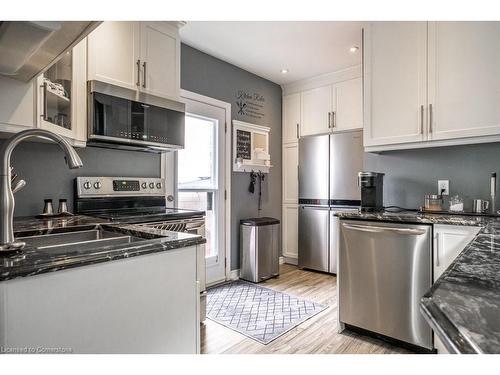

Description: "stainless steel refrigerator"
298 130 363 273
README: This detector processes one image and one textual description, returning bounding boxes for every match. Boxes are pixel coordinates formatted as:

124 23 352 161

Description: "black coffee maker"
358 172 385 211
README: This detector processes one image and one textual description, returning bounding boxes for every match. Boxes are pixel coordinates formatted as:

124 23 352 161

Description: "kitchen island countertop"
0 215 205 282
335 209 500 354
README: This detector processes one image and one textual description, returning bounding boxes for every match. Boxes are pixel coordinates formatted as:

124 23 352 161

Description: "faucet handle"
12 179 26 194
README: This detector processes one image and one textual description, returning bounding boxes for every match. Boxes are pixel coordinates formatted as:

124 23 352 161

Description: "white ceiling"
180 21 363 85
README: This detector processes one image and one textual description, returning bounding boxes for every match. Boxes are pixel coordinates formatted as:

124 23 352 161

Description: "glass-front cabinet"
36 39 87 146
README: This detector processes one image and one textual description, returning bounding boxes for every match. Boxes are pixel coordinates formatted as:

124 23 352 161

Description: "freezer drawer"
339 220 432 349
298 205 329 272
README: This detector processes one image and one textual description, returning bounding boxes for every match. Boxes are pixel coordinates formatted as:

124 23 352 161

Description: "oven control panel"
76 177 166 197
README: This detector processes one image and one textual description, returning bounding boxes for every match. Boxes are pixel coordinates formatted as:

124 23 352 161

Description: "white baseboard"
229 269 240 280
283 256 298 266
279 256 285 265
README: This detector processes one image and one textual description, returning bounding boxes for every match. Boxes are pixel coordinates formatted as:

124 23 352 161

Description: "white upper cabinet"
36 39 87 146
428 22 500 140
283 93 300 143
88 22 140 90
0 75 34 133
364 22 428 147
282 143 298 204
333 77 363 132
300 85 332 137
88 21 180 99
139 22 180 99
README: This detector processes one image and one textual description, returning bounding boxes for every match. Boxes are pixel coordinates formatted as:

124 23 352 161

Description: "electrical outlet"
438 180 449 195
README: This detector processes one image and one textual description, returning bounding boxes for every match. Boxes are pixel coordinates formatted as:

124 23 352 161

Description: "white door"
282 204 298 259
333 78 363 132
428 22 500 140
282 143 298 204
301 85 332 137
87 21 140 90
283 93 301 143
177 96 227 285
364 22 428 147
140 22 180 99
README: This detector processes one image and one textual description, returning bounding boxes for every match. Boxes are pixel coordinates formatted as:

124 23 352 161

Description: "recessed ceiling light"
280 69 289 74
349 46 359 53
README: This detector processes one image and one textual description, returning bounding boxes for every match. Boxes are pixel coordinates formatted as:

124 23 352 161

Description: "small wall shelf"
233 120 272 173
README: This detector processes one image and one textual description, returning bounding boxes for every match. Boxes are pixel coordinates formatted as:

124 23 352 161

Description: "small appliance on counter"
358 172 384 212
472 199 490 214
74 176 207 322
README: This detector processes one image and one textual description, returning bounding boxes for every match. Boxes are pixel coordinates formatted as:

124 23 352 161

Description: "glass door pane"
177 114 219 262
178 191 216 258
42 51 72 130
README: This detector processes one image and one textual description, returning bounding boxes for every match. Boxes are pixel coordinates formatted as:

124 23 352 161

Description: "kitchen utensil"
423 194 443 211
472 199 490 214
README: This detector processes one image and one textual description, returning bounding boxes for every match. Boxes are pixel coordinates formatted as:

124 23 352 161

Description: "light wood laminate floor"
201 264 410 354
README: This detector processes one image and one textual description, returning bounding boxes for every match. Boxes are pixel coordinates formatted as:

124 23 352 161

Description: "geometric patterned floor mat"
207 280 328 344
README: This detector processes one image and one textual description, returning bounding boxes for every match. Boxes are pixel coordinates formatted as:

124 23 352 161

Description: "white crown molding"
282 64 362 96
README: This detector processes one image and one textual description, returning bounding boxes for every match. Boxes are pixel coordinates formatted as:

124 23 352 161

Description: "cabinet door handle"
420 105 424 134
332 111 336 128
142 61 147 88
429 103 433 133
40 82 48 120
435 232 440 267
328 112 332 128
136 60 141 86
296 123 299 139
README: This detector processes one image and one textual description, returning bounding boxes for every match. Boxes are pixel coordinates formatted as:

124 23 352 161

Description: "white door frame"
162 90 232 282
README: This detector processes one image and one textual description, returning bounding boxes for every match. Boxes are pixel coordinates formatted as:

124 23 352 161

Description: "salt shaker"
58 199 69 214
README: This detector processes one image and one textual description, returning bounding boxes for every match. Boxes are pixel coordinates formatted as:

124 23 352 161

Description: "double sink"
16 226 163 254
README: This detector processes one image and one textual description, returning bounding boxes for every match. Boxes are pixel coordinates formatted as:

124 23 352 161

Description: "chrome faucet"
0 129 83 251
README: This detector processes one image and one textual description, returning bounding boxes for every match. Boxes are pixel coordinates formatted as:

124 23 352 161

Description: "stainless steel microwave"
87 80 185 152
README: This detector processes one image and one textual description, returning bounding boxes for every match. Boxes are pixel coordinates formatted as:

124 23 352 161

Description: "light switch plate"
438 180 449 195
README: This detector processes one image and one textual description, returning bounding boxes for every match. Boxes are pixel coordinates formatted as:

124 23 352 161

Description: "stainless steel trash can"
240 217 280 283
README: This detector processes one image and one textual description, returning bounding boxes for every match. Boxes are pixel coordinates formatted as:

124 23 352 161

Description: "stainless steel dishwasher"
338 220 432 350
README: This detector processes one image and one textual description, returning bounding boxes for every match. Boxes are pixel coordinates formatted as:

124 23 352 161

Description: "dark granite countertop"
335 209 500 353
0 216 205 282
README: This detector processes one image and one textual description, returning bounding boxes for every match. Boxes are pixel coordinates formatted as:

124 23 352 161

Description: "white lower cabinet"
0 246 200 353
282 143 298 204
432 224 480 353
282 204 298 260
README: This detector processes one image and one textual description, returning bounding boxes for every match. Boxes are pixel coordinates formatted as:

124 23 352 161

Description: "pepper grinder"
43 199 54 215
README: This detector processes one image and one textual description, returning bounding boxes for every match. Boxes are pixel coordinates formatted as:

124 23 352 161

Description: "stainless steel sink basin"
17 229 141 253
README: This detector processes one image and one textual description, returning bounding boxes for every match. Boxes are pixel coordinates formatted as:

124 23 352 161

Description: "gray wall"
5 141 161 217
180 44 283 270
364 142 500 211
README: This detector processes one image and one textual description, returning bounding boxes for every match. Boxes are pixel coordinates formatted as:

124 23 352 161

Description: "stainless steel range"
75 176 207 322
